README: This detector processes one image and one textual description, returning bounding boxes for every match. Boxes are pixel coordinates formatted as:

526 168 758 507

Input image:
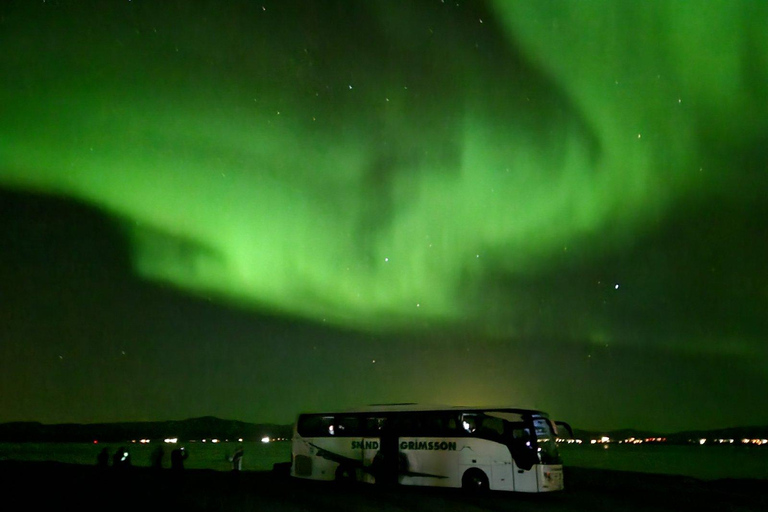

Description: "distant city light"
740 438 768 445
261 436 270 443
560 436 766 447
164 438 178 444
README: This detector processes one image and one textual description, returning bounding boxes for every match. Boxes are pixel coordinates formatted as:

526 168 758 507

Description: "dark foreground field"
2 460 766 512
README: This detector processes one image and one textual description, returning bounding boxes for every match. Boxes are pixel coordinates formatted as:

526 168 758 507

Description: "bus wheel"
335 466 356 484
462 469 489 492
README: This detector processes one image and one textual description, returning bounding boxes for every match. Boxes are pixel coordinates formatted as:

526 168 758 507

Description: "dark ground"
2 460 766 512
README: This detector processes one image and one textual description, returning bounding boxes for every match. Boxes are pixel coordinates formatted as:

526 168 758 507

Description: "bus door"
509 426 539 492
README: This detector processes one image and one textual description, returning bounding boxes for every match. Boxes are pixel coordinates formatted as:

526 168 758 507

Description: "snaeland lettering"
351 440 379 450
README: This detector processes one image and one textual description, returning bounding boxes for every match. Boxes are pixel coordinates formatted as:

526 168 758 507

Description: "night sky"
1 1 766 432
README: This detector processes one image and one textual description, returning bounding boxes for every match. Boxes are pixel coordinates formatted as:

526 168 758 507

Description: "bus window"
397 414 412 434
462 414 503 441
533 418 562 464
512 428 531 445
461 414 478 433
405 415 425 435
336 416 361 436
365 416 385 436
479 416 504 438
509 427 538 470
423 413 458 436
297 415 335 437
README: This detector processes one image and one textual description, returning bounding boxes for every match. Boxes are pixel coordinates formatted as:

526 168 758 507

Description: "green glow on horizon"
1 1 765 338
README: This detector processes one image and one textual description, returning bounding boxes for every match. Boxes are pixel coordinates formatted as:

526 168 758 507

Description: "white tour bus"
290 404 573 492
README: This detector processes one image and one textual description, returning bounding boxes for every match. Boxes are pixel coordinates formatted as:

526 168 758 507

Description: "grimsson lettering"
399 440 457 451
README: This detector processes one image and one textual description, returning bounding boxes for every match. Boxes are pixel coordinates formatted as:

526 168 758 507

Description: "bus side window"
424 414 449 436
297 415 336 437
512 428 532 446
337 416 361 436
398 414 418 435
411 416 425 436
479 416 504 440
462 414 478 434
388 414 406 433
365 416 385 436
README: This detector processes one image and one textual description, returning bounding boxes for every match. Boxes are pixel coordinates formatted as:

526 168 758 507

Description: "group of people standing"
97 446 133 469
96 444 244 471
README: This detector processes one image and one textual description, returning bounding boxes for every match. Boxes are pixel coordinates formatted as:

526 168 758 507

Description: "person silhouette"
150 444 165 470
112 447 131 469
97 447 109 468
171 446 188 471
230 446 244 472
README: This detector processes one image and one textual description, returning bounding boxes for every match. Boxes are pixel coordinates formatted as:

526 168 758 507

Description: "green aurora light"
1 0 766 343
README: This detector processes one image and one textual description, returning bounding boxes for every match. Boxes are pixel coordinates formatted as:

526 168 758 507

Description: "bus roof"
299 403 550 416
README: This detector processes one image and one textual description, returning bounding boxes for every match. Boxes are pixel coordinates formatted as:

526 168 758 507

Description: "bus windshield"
533 418 561 464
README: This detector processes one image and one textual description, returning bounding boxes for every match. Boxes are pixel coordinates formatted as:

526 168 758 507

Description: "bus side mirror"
555 421 574 438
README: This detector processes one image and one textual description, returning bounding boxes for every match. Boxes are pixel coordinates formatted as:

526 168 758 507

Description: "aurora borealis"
1 1 766 432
